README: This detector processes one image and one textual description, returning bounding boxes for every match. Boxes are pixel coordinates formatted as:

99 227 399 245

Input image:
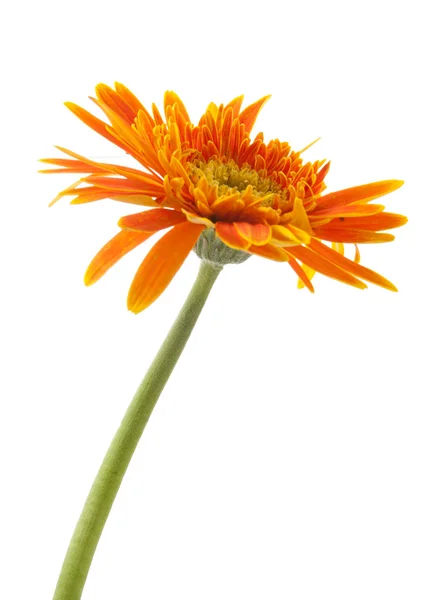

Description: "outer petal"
234 222 272 246
288 257 315 292
309 239 397 291
215 222 251 250
239 96 271 134
225 95 244 117
271 224 311 246
286 245 367 289
312 228 395 243
314 213 408 232
247 244 289 262
85 230 152 285
119 208 187 231
71 193 157 207
289 197 313 234
64 102 120 147
95 83 138 123
164 91 190 123
316 180 404 209
50 146 163 187
312 203 386 218
114 82 148 116
128 222 204 313
182 210 214 227
84 174 163 195
39 157 107 174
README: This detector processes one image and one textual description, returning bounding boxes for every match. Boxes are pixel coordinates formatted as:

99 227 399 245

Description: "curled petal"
182 210 215 227
354 244 361 263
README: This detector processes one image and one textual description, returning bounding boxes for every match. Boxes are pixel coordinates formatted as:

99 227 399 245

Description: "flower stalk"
52 260 222 600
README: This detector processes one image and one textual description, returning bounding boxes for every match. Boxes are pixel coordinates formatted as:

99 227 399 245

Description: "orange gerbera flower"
41 83 407 313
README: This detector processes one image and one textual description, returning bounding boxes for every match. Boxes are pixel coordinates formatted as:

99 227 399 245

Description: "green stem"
53 260 222 600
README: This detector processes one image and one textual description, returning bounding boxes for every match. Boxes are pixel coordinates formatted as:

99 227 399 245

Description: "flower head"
41 83 407 313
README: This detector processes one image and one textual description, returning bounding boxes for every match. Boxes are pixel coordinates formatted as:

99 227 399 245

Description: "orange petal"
215 222 251 250
83 174 163 195
290 196 313 234
271 224 311 246
85 230 152 285
164 91 190 123
152 103 164 125
181 210 214 227
71 193 157 207
288 257 315 292
316 180 404 209
332 242 345 255
312 228 395 243
286 245 367 290
51 146 163 188
234 222 272 246
95 83 137 122
114 82 147 116
299 137 321 153
309 239 397 291
312 203 386 218
210 193 241 215
315 212 408 232
127 222 204 313
297 263 317 289
39 157 105 174
91 97 145 155
354 244 361 263
64 102 126 151
225 95 244 117
119 208 186 231
247 244 289 262
239 95 271 134
48 178 82 206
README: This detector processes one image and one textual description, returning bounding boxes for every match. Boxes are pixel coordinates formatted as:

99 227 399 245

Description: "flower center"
188 158 284 205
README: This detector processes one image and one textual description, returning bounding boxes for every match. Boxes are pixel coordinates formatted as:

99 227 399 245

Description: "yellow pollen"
188 158 285 206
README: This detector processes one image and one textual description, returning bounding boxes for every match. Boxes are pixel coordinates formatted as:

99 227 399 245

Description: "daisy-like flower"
41 83 407 313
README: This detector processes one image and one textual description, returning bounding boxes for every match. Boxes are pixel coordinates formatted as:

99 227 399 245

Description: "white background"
1 1 436 598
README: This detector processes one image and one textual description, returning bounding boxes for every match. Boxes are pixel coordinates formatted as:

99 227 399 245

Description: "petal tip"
84 270 95 286
127 302 142 315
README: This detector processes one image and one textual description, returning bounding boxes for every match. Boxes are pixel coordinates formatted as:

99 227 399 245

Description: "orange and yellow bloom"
41 83 407 313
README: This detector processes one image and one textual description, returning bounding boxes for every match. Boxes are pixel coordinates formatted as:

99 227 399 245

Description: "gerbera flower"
40 83 407 313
